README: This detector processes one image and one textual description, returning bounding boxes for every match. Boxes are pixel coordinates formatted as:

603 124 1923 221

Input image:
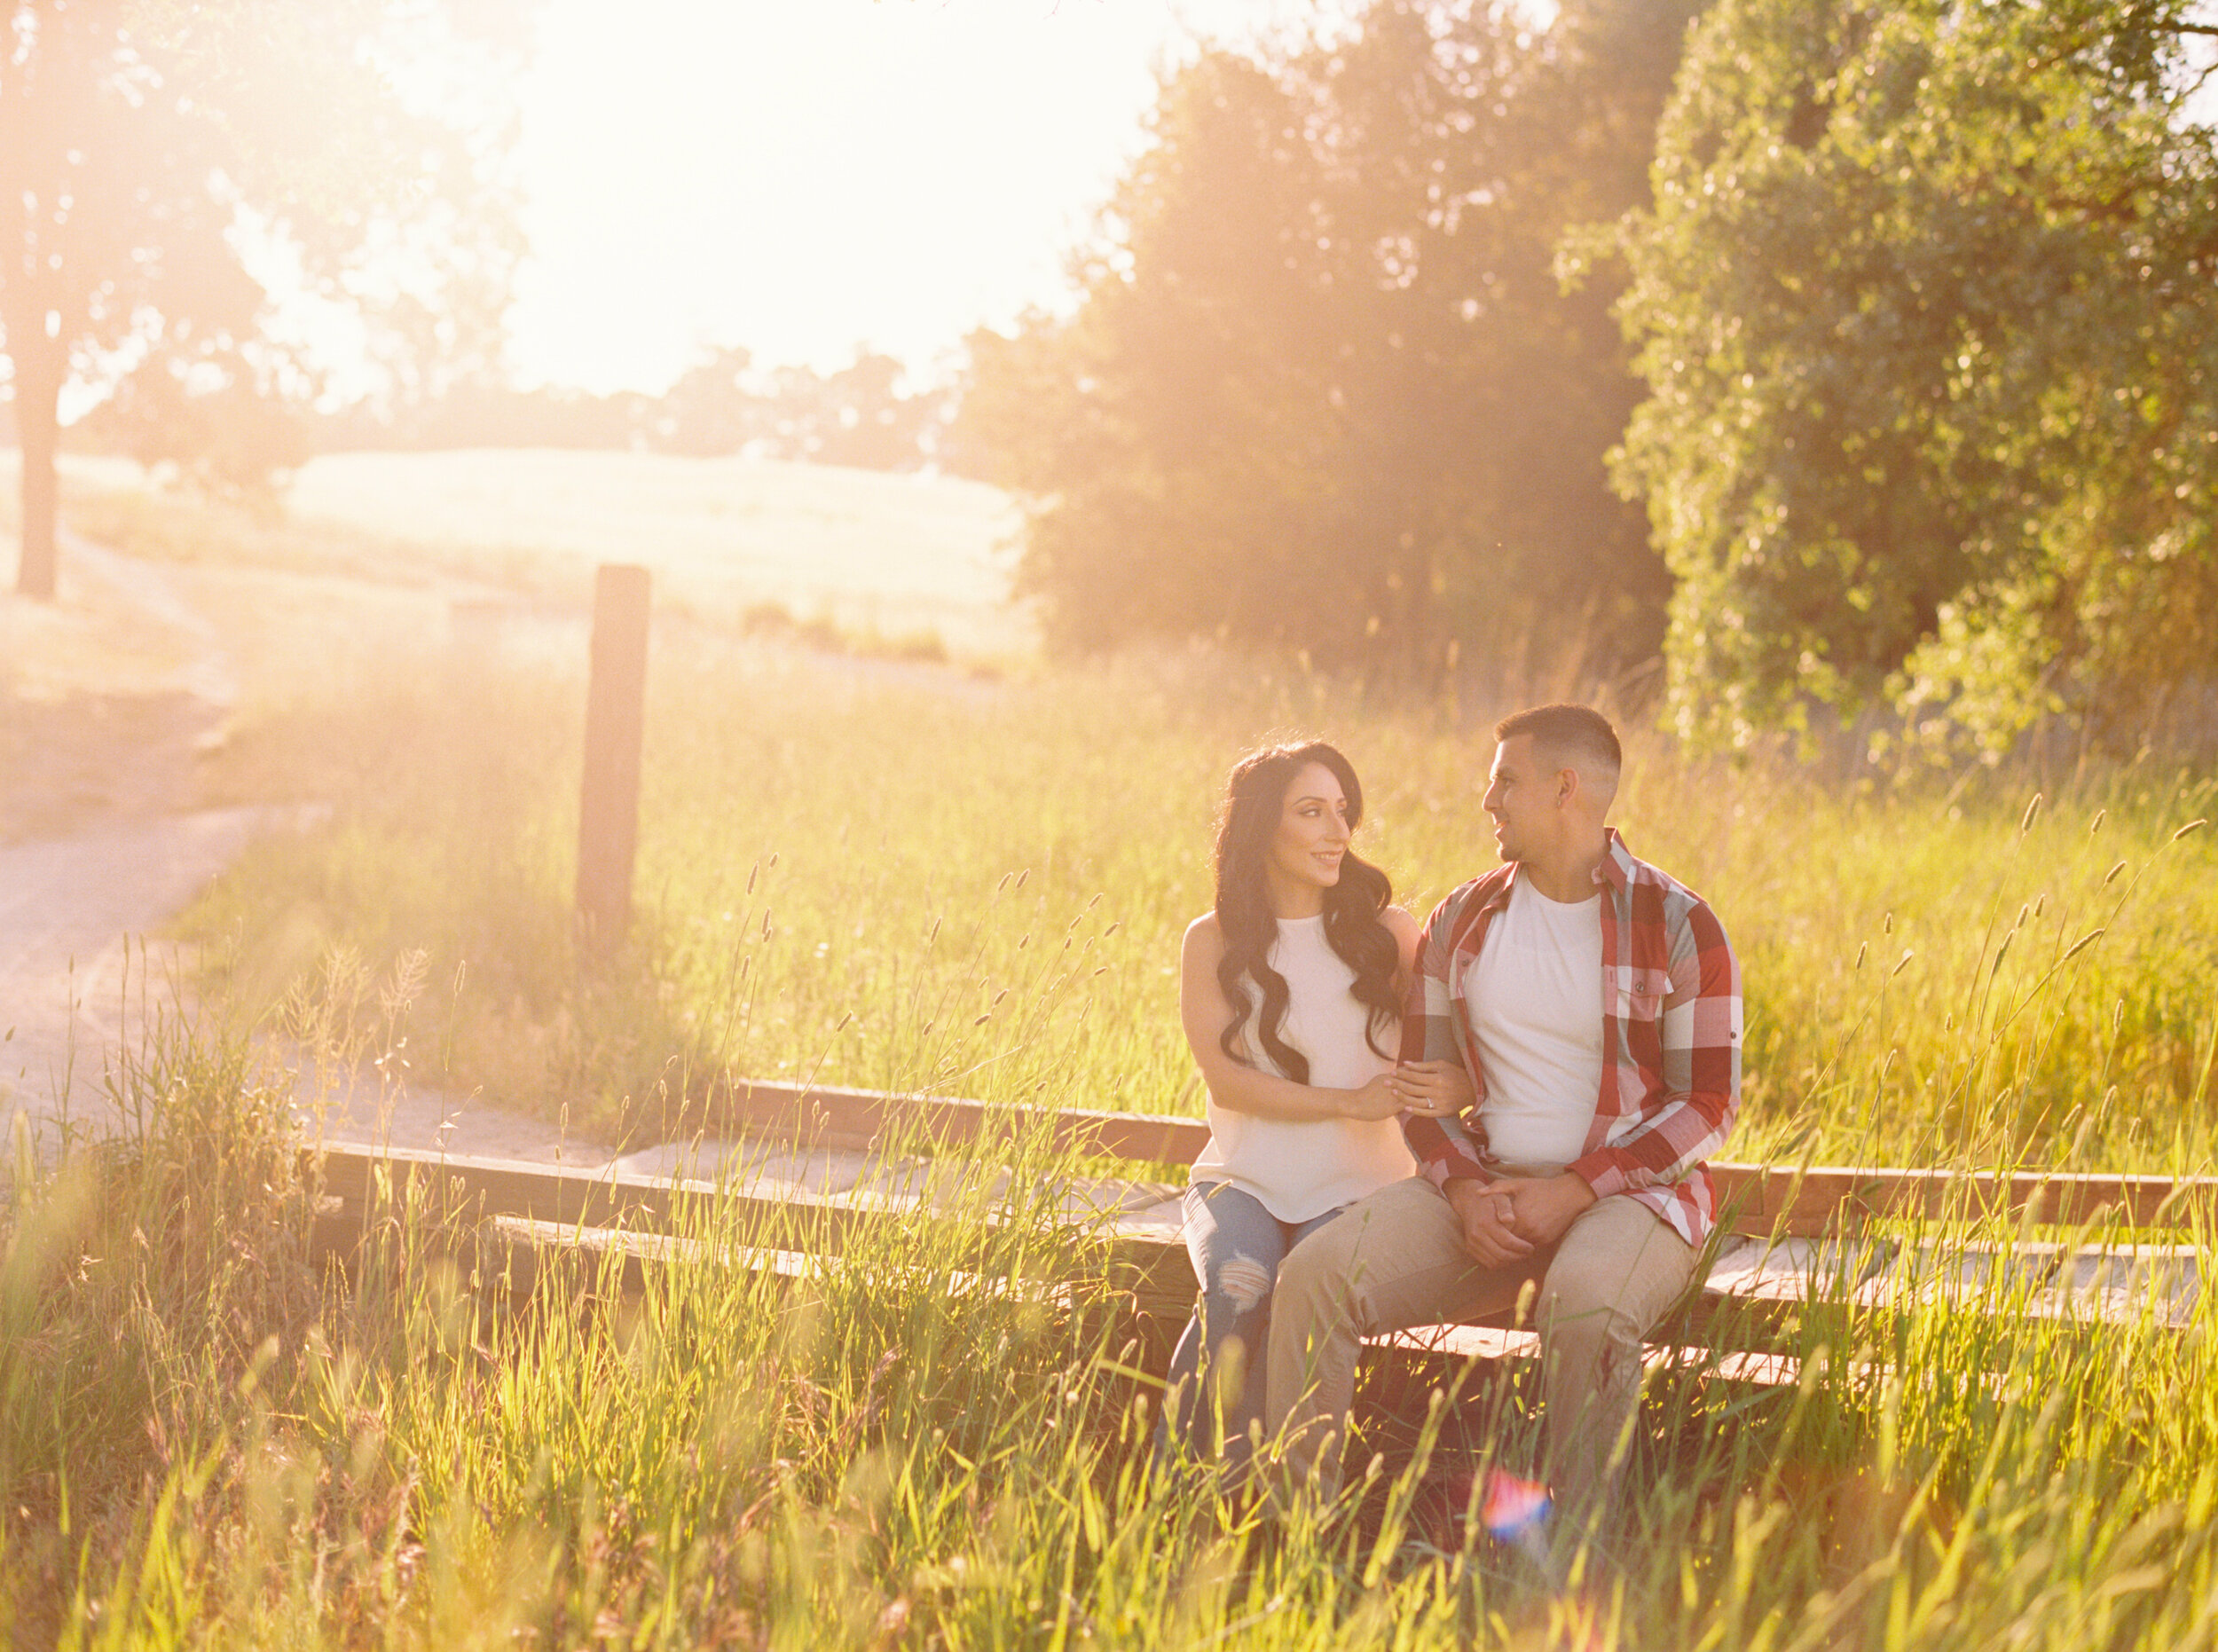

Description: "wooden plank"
577 562 651 954
302 1141 2201 1395
476 1215 1082 1311
1709 1162 2218 1236
311 1142 881 1259
710 1079 1214 1166
303 1135 2209 1303
303 1142 1191 1307
699 1081 2213 1234
301 1116 2214 1381
302 1138 2214 1335
1373 1323 1808 1388
315 1143 704 1231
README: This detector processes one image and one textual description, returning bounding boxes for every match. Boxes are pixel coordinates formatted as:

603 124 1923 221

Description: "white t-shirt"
1190 913 1414 1223
1466 877 1603 1168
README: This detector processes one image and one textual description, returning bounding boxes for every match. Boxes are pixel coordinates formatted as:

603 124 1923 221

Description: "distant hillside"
287 449 1029 658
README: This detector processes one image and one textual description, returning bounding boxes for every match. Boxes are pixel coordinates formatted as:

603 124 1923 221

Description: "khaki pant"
1264 1173 1696 1508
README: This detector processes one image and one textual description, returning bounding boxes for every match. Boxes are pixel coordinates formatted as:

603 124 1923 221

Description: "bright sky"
505 0 1279 395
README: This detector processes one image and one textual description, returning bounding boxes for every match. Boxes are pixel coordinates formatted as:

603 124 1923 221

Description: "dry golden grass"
9 460 2218 1647
287 448 1028 657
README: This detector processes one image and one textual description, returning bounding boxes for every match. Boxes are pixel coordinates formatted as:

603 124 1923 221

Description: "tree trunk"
12 341 63 600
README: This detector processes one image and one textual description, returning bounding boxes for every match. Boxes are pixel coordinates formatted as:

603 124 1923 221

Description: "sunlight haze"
507 0 1272 393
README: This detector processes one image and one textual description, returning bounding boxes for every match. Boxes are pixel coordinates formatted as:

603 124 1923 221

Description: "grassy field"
173 610 2217 1172
11 978 2218 1647
284 450 1027 656
10 446 1023 658
7 458 2218 1645
22 450 2210 1163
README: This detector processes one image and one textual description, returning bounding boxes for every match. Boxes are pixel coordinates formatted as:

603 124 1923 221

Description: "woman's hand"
1341 1072 1408 1122
1388 1058 1474 1120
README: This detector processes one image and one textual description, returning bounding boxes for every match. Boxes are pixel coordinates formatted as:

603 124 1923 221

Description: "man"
1263 703 1742 1513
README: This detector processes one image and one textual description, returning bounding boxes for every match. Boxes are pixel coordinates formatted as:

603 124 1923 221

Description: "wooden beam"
311 1079 2218 1245
1709 1162 2217 1237
577 563 651 954
303 1142 1189 1307
314 1142 868 1256
319 1084 2218 1239
301 1137 2205 1358
704 1082 2215 1233
709 1078 1214 1165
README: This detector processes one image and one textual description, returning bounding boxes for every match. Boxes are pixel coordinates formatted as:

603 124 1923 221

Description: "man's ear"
1555 766 1580 808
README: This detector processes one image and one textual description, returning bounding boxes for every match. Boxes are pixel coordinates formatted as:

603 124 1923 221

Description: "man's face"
1481 735 1557 864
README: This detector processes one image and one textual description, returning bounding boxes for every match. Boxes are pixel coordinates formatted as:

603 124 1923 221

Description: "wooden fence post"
578 563 651 955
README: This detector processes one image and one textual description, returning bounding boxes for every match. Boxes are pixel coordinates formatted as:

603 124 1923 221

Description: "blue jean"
1158 1182 1349 1468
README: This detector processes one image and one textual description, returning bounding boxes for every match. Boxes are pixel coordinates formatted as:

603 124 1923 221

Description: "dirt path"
2 534 266 1128
0 806 307 1127
0 524 1013 1198
0 531 608 1163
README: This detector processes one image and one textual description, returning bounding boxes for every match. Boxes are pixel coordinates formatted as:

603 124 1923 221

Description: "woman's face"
1267 760 1355 898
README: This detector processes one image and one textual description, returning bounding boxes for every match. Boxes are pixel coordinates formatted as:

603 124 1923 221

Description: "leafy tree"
312 380 652 452
1 0 522 596
1615 0 2218 752
960 50 1349 657
656 346 763 459
653 345 940 469
959 0 1695 681
83 344 314 499
808 351 940 470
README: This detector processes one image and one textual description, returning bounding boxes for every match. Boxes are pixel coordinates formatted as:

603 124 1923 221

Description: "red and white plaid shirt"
1399 828 1742 1247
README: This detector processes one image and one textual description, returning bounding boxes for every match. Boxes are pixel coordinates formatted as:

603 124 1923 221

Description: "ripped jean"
1158 1181 1349 1469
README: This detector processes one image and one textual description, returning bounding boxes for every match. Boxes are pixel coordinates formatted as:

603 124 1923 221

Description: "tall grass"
12 990 2218 1646
182 618 2218 1172
15 474 2218 1642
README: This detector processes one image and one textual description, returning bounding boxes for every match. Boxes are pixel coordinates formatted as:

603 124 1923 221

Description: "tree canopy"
957 0 1696 686
2 0 522 595
652 346 944 469
1615 0 2218 753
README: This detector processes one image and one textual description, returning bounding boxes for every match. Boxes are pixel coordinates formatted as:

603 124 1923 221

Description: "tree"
957 0 1696 682
655 346 761 459
1 0 522 596
1614 0 2218 753
961 49 1349 656
83 343 313 498
651 345 941 470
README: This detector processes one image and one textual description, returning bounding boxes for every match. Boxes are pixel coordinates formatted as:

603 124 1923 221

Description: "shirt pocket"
1613 966 1668 1024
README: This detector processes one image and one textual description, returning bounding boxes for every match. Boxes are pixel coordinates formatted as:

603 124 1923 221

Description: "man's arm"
1398 888 1495 1191
1567 896 1742 1200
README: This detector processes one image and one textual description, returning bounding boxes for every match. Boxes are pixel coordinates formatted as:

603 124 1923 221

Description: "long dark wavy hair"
1213 740 1402 1082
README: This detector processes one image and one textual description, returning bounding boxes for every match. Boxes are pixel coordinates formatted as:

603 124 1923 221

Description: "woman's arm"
1382 903 1422 983
1178 914 1405 1124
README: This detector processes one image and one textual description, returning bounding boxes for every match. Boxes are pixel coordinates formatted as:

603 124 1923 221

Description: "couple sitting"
1163 703 1742 1517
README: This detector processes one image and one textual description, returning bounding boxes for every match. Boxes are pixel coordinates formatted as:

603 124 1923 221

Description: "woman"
1160 740 1468 1467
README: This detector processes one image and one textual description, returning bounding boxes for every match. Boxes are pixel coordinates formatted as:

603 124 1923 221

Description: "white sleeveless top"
1189 913 1415 1223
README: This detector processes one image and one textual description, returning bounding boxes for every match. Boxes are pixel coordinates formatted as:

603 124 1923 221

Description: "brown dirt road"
0 528 878 1189
0 531 613 1164
1 532 292 1133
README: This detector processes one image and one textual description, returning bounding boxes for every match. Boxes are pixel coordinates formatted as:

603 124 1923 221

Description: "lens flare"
1481 1467 1553 1540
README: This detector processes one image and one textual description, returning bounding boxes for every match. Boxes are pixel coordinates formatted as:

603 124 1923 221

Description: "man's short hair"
1495 704 1622 783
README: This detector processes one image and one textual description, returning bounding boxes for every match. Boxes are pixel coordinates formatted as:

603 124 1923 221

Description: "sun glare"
505 0 1271 395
